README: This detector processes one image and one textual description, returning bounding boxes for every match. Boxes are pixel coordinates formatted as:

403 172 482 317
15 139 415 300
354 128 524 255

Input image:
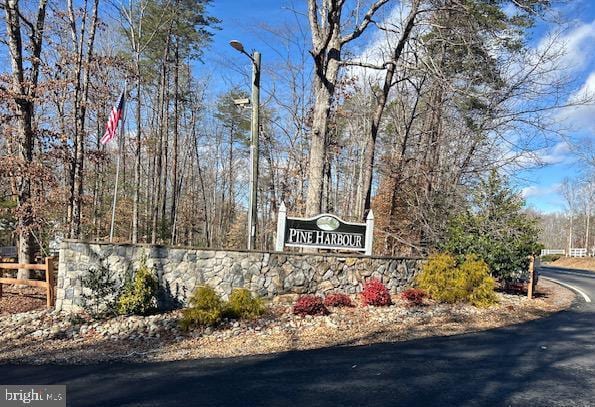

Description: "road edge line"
542 276 591 303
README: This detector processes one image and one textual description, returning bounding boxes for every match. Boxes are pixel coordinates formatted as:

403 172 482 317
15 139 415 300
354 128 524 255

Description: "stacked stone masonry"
56 240 424 312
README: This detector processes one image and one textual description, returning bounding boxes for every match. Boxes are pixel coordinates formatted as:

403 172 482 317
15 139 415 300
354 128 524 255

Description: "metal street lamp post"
230 40 260 251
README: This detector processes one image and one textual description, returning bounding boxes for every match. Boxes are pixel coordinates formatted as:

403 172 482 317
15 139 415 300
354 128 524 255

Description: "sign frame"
275 202 374 256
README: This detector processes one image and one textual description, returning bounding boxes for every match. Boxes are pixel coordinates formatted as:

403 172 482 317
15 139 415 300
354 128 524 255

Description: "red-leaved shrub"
324 293 353 307
292 295 329 316
400 288 427 307
361 279 392 306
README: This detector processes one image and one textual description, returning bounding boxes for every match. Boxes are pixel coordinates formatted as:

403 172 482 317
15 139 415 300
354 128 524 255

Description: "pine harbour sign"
275 202 374 255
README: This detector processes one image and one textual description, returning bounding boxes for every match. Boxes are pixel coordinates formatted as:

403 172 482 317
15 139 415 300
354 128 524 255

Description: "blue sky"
194 0 308 87
198 0 595 214
515 0 595 213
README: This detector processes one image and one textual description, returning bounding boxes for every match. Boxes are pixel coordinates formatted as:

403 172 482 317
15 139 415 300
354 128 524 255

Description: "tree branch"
340 0 389 45
339 59 392 70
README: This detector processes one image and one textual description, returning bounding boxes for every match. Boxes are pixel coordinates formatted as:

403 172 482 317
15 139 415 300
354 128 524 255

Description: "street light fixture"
229 40 245 53
229 39 261 251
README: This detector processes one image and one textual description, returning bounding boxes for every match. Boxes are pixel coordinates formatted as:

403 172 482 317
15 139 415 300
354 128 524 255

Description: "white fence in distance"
569 248 588 258
541 248 592 257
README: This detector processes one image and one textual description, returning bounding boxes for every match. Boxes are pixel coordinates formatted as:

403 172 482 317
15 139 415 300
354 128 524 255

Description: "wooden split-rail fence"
0 257 57 307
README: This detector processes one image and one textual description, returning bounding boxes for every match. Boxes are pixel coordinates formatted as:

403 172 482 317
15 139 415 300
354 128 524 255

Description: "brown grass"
550 257 595 272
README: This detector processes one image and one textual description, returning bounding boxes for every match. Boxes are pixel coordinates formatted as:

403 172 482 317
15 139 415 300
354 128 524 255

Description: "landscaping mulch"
0 285 47 316
0 279 575 365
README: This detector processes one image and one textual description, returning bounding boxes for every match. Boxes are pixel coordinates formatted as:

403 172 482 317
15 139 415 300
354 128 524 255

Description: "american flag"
100 90 126 145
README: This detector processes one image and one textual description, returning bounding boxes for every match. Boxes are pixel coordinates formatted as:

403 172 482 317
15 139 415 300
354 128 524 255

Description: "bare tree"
68 0 101 239
354 0 422 218
3 0 48 274
305 0 389 216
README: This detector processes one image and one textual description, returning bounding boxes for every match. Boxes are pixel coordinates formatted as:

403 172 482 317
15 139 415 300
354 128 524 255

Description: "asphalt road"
1 266 594 407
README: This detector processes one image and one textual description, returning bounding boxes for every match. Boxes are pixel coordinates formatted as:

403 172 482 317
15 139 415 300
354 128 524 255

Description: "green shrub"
81 266 120 319
441 170 541 281
458 255 497 307
180 286 224 330
541 254 562 263
117 259 159 315
223 288 266 320
416 253 462 303
416 253 497 307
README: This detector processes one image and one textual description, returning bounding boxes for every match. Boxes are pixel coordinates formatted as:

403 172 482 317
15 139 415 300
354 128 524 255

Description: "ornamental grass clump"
361 279 392 306
180 286 224 330
223 288 266 320
323 293 353 308
292 295 329 316
416 253 497 307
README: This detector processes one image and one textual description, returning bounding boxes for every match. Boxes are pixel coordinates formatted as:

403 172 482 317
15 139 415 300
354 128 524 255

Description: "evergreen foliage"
417 253 497 307
117 258 159 315
180 286 224 330
223 288 266 320
180 286 266 330
442 171 541 280
81 266 120 319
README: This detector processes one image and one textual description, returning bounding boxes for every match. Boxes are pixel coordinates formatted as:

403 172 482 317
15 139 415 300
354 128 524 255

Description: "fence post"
45 257 55 308
527 255 535 300
365 210 375 256
275 202 287 252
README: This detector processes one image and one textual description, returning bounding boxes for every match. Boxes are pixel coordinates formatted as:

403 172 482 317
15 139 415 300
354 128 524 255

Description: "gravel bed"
0 280 574 365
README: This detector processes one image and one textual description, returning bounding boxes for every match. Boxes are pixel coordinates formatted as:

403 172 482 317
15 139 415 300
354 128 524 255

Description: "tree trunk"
170 42 180 238
132 55 142 243
68 0 99 239
67 0 86 239
151 23 172 243
4 0 48 275
357 0 420 219
304 0 388 216
305 55 339 216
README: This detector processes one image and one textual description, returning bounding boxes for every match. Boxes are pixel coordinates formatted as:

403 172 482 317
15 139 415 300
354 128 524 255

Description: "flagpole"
109 81 127 243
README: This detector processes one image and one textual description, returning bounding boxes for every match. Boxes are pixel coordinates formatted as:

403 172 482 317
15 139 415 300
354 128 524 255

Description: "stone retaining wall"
56 240 424 312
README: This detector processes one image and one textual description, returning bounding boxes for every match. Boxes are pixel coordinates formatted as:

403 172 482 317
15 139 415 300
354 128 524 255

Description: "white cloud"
521 183 562 198
547 20 595 72
558 71 595 133
502 141 573 168
539 141 572 165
